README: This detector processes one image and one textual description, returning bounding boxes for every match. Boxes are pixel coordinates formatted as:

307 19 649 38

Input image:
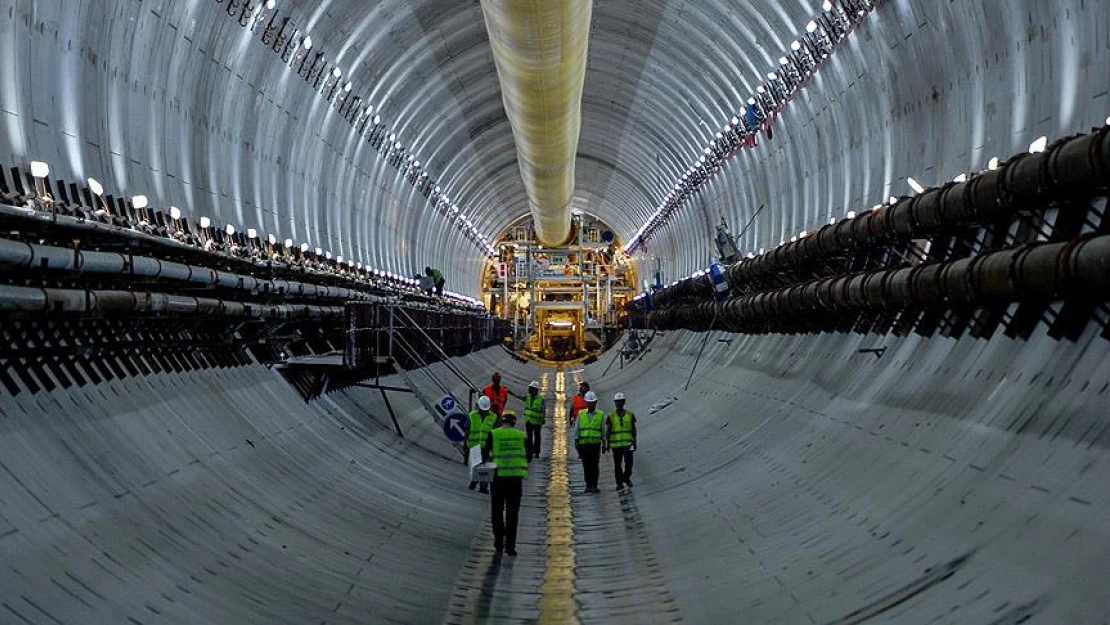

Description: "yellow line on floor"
538 370 579 624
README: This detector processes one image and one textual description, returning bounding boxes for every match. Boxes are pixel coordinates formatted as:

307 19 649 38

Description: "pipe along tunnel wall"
1 324 1108 623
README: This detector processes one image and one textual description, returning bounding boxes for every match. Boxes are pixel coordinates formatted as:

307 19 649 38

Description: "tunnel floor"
1 330 1107 624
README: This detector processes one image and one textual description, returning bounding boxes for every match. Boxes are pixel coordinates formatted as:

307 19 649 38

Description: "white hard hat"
477 396 491 410
614 392 626 401
585 391 598 403
529 381 540 389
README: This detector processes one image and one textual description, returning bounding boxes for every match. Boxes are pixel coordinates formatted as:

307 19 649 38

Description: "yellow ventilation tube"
480 0 593 246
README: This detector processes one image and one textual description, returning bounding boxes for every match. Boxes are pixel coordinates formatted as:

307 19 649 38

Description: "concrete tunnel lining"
1 324 1108 623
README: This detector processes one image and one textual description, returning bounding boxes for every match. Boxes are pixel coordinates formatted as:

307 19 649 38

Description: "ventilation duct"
480 0 593 245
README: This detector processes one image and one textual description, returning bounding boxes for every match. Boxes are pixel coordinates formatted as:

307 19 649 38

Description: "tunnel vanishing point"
1 1 1109 623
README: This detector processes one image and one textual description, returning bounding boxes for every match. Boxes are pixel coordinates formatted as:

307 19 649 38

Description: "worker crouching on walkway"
604 392 637 489
574 391 604 493
467 396 498 494
523 381 545 461
484 409 528 556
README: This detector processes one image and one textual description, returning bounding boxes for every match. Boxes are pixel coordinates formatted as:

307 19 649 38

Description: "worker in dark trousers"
523 381 545 461
466 396 498 494
604 392 637 489
484 409 528 555
573 391 604 493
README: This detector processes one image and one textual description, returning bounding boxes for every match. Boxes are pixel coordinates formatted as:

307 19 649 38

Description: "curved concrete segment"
2 327 1108 623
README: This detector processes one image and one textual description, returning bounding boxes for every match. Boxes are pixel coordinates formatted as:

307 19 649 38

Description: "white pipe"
481 0 593 246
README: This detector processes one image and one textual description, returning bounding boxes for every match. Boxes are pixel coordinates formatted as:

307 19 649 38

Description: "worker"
424 266 445 296
484 372 509 416
466 396 498 494
484 409 527 555
604 392 637 489
415 272 434 295
573 391 604 493
523 381 545 461
569 381 590 425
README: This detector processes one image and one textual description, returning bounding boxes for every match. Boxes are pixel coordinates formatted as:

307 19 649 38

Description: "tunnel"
1 1 1109 623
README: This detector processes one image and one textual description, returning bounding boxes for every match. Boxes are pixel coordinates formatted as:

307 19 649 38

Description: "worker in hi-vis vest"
483 409 528 555
569 380 590 425
466 395 498 494
604 392 638 489
523 381 545 461
573 391 604 493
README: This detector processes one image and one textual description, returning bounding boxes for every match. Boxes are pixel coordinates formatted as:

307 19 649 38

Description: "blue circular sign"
442 411 468 443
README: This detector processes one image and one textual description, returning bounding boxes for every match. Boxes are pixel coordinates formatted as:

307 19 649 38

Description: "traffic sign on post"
435 394 459 418
442 411 468 443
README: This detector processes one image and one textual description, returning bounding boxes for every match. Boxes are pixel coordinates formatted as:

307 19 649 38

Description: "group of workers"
462 373 638 556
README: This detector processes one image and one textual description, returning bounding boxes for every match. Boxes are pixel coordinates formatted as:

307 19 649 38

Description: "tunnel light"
169 206 181 220
1028 136 1048 153
952 173 967 183
823 0 833 10
226 224 236 236
283 238 293 248
30 161 50 178
132 195 148 209
247 228 258 239
906 177 925 194
988 157 1000 170
791 40 801 51
303 36 313 50
806 20 819 33
200 216 211 229
87 177 104 196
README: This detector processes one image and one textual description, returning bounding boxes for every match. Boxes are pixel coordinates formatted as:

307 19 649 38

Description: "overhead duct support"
480 0 593 246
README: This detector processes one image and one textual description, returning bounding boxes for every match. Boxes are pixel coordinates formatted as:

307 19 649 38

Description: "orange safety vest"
484 384 509 415
571 395 588 423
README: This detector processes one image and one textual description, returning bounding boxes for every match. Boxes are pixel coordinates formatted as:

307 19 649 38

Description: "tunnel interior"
1 1 1109 624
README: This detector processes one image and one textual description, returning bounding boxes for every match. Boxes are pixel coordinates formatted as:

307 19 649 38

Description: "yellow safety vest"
491 427 528 478
524 394 545 425
608 411 635 448
576 410 604 445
